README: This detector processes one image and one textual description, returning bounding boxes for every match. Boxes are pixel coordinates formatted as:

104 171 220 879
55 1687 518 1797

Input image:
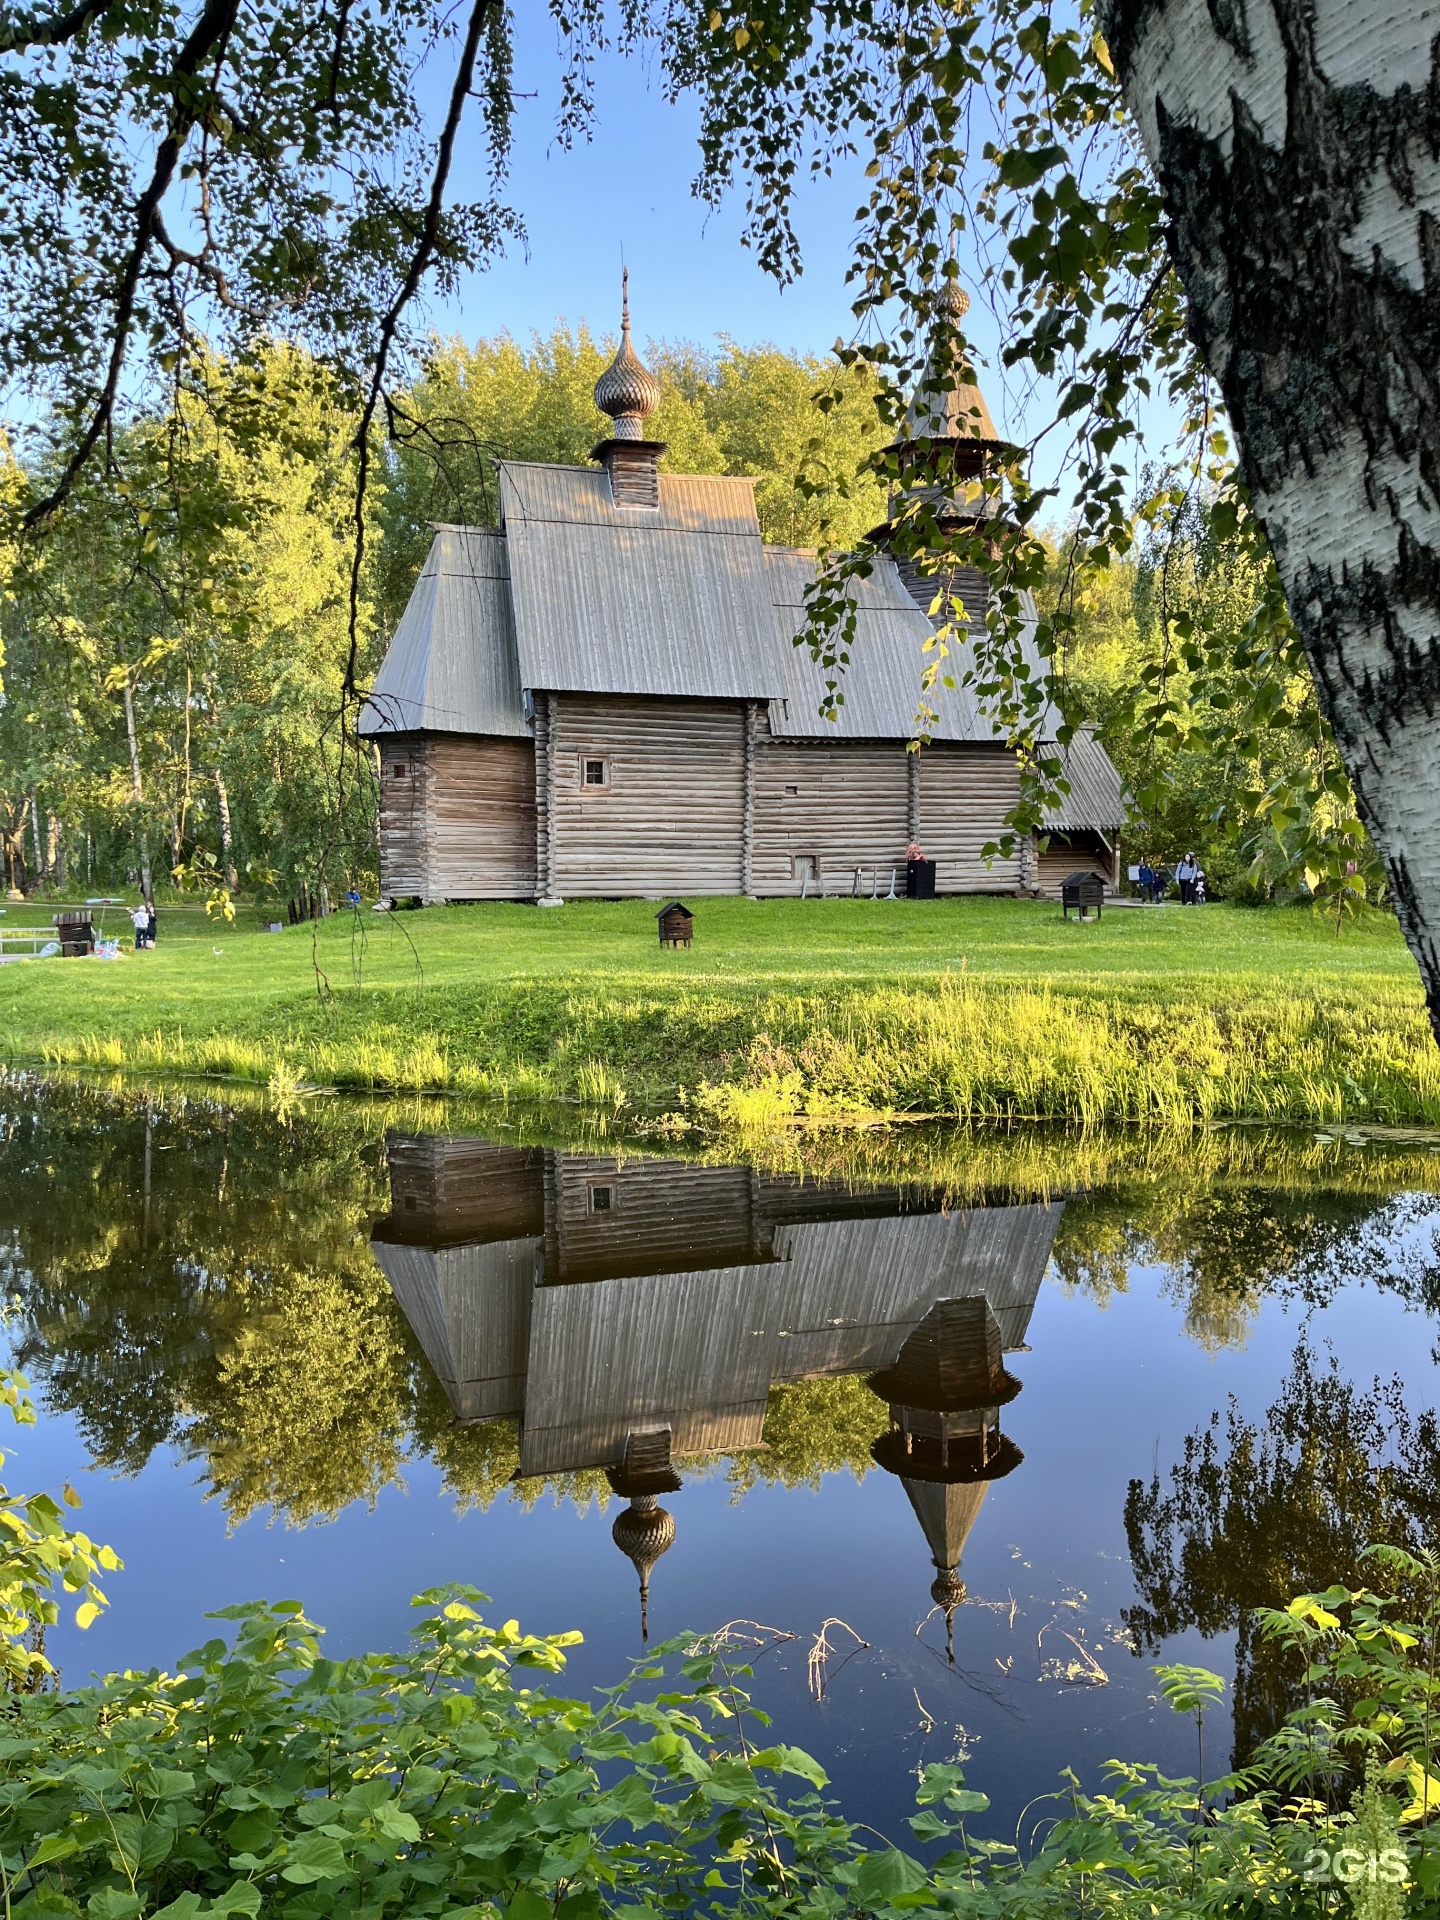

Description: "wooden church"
360 278 1124 905
370 1131 1060 1640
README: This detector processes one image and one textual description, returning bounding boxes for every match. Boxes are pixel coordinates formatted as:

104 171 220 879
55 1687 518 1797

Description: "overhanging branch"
342 0 498 700
22 0 243 529
0 0 115 55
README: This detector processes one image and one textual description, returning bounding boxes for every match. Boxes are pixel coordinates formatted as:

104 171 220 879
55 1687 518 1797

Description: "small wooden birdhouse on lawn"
656 902 694 948
1061 870 1105 922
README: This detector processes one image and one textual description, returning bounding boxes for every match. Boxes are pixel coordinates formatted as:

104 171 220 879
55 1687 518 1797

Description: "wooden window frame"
389 760 411 781
581 755 611 790
587 1182 616 1215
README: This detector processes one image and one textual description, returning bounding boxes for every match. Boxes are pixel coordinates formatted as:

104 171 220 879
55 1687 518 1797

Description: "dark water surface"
4 1077 1440 1843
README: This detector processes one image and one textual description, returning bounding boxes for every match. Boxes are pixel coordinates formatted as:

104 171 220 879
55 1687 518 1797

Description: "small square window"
391 762 409 780
583 758 609 788
785 784 800 796
403 1195 417 1210
588 1183 614 1214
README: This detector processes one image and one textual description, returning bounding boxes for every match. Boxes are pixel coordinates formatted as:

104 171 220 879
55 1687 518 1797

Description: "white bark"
121 676 155 908
214 768 238 890
1104 0 1440 1023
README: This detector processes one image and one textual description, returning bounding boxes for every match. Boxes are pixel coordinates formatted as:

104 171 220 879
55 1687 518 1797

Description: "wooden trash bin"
1061 871 1105 922
52 910 94 956
655 902 694 948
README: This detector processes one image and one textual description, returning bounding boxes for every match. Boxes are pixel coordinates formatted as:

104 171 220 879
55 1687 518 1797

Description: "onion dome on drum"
593 268 661 440
612 1493 676 1642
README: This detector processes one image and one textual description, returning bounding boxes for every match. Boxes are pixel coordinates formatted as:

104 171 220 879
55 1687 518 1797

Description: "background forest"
0 329 1377 912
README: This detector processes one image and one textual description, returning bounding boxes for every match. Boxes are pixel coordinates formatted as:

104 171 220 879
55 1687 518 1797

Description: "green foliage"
4 1555 1440 1919
2 348 378 904
1126 1349 1440 1772
727 1377 881 1492
0 1591 860 1920
0 1361 119 1690
1055 491 1385 908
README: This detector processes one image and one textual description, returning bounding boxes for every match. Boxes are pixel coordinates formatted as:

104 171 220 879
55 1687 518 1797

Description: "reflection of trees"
1125 1345 1440 1764
9 1076 1440 1545
728 1377 879 1492
2 1078 414 1525
1055 1184 1440 1350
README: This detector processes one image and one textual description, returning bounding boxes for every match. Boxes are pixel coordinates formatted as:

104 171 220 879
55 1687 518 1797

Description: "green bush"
4 1368 1440 1918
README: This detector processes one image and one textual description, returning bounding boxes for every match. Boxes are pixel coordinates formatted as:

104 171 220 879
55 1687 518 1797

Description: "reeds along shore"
31 964 1440 1128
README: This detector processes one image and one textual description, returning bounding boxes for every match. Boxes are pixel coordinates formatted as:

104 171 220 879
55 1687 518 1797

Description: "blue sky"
434 14 867 361
425 14 1161 501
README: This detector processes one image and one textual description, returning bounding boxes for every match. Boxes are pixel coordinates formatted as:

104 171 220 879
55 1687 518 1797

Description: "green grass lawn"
1 894 1434 1126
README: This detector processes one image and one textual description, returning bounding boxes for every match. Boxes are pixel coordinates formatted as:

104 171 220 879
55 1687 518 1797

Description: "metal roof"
362 469 1125 830
358 528 528 738
499 462 782 699
1042 726 1127 830
764 545 1052 745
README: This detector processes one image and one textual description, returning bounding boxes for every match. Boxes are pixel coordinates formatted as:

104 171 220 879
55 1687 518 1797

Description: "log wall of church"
376 733 431 901
549 694 746 897
429 736 537 900
915 744 1026 894
377 733 537 902
751 738 911 895
750 737 1024 895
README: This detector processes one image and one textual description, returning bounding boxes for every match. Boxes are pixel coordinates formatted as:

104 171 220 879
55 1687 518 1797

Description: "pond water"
3 1076 1439 1846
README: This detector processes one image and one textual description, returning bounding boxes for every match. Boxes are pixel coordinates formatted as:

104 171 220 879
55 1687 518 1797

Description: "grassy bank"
2 895 1435 1125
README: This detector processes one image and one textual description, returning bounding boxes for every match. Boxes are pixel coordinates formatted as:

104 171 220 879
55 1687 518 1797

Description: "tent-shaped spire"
868 1295 1026 1662
899 281 1001 457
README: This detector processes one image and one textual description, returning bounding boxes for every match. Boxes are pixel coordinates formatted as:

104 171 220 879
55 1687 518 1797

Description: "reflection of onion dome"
611 1494 675 1642
593 268 661 440
931 1568 966 1612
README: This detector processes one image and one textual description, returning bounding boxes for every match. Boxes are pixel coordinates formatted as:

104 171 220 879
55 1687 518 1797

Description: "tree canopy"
0 0 1420 935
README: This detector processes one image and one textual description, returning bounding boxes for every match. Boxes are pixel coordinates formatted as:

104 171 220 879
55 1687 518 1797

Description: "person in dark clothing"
1176 852 1199 906
1138 860 1155 903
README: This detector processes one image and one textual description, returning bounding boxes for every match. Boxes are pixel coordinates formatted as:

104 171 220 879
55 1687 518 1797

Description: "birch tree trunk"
214 769 238 890
1101 0 1440 1026
121 677 155 909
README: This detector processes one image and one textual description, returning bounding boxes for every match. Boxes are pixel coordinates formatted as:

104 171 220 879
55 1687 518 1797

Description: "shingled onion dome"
611 1494 675 1643
593 268 661 440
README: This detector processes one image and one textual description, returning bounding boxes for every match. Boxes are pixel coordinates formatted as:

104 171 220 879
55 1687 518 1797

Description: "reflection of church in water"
372 1137 1059 1644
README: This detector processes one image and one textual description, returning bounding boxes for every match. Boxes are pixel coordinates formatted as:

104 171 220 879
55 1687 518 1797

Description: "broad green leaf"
854 1848 928 1908
29 1832 82 1867
281 1833 349 1883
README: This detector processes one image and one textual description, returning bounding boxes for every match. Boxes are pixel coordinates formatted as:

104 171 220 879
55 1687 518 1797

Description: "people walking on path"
1138 859 1155 903
1176 852 1200 906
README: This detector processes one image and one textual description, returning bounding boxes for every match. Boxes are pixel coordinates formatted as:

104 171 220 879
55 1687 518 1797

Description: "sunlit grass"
5 894 1434 1125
